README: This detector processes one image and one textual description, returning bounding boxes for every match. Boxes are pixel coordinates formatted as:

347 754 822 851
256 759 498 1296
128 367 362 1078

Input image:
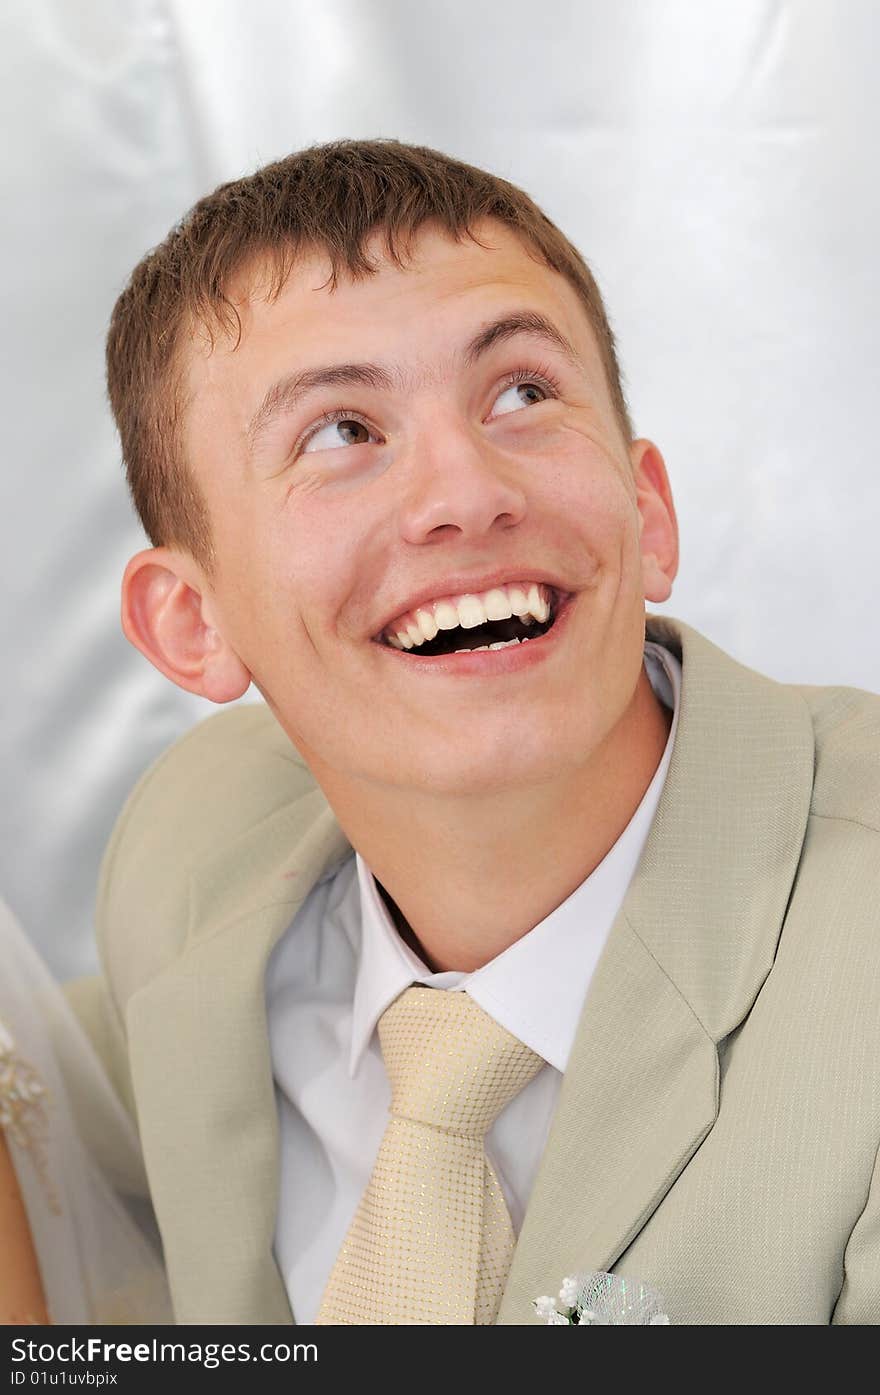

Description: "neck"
314 668 672 973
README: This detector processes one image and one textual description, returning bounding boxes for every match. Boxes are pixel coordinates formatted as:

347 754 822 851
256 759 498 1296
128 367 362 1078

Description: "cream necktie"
316 984 544 1325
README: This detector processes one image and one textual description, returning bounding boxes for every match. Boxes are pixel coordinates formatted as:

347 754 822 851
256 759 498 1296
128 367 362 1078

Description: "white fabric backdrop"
3 0 878 978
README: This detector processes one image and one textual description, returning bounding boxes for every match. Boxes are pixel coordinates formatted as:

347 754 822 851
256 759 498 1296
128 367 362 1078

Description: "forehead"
183 221 605 438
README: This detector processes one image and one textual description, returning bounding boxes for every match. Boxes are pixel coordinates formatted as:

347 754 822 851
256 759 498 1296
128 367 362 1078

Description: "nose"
396 413 527 545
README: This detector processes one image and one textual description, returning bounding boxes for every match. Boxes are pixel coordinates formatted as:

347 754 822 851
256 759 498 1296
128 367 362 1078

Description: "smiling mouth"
375 581 563 657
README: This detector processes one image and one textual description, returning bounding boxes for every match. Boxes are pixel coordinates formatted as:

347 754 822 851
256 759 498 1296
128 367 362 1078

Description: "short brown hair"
106 139 633 576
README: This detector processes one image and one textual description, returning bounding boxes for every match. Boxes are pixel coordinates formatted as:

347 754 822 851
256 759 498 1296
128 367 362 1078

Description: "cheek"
543 435 638 542
221 517 359 664
209 528 292 660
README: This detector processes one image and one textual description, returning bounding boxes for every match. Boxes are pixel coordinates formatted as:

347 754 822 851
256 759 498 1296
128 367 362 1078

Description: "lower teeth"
453 637 524 653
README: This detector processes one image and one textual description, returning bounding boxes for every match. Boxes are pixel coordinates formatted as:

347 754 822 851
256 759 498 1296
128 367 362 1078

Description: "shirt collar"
348 857 434 1076
349 640 682 1076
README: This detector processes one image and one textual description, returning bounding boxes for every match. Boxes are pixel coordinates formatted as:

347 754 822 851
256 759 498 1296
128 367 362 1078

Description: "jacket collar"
127 796 350 1324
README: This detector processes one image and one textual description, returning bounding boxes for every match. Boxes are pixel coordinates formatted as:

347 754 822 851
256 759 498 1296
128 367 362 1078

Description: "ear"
629 438 679 603
120 547 252 703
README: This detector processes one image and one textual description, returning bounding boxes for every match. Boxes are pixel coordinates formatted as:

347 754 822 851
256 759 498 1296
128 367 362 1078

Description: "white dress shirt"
267 641 682 1323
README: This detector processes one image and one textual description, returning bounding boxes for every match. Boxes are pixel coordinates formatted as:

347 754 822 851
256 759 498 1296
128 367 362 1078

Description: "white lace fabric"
0 896 172 1323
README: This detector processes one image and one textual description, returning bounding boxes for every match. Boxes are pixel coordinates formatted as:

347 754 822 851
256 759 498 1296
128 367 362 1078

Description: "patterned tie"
315 984 544 1325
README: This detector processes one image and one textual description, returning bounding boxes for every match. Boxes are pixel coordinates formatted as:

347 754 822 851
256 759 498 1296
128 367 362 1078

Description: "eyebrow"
245 310 582 455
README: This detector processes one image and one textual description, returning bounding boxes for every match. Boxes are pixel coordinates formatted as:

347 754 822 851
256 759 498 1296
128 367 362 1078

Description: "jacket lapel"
496 616 815 1323
126 788 350 1325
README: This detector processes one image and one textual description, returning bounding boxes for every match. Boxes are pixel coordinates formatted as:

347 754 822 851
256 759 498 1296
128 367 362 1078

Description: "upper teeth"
383 581 553 650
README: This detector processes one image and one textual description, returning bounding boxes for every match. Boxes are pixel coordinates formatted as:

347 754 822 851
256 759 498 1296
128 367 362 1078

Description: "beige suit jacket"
82 615 880 1324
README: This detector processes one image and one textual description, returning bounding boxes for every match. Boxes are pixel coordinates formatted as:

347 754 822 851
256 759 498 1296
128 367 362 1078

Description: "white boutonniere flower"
534 1271 670 1325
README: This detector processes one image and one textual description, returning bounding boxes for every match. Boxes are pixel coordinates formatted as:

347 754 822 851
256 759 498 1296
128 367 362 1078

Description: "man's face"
182 221 675 797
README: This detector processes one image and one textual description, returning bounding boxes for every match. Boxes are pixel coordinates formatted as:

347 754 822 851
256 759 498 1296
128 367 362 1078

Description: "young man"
91 140 880 1324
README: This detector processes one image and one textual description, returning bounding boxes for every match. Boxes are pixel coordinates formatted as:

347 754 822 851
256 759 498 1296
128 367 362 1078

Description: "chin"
406 733 589 798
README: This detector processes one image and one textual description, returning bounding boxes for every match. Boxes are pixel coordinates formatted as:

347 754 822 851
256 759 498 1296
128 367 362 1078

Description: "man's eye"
302 416 375 454
491 380 550 417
